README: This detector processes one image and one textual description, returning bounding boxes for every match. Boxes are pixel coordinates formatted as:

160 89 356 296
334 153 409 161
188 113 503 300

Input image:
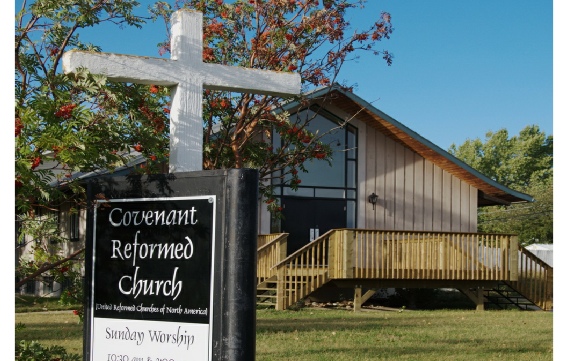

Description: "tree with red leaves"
150 0 393 209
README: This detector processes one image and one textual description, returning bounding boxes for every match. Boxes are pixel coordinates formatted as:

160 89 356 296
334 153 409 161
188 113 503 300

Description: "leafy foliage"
15 0 170 320
448 125 553 245
15 340 81 361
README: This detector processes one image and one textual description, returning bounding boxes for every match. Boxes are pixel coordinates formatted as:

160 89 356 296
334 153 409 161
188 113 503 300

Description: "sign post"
85 169 259 361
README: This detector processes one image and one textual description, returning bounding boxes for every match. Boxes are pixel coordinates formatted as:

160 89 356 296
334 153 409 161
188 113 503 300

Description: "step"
257 294 276 298
257 302 276 306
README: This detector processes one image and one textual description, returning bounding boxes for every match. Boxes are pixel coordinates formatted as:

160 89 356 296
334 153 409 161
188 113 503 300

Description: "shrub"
15 340 81 361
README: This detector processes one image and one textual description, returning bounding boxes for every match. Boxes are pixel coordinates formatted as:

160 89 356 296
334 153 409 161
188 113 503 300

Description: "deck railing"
272 229 520 310
508 247 553 310
275 231 333 310
351 230 518 281
257 233 288 285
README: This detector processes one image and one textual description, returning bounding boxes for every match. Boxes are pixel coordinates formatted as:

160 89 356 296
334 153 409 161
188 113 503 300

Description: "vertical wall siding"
363 130 477 233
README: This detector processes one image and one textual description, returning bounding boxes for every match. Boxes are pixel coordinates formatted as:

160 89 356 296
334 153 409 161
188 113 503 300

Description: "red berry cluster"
138 104 166 133
55 103 77 119
31 156 41 170
313 145 327 159
15 117 23 137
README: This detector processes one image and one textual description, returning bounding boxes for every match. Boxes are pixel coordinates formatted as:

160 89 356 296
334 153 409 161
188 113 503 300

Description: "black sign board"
84 169 258 361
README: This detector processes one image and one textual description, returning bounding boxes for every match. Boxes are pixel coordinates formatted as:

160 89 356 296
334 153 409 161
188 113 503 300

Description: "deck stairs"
256 276 278 307
256 274 326 308
483 281 542 310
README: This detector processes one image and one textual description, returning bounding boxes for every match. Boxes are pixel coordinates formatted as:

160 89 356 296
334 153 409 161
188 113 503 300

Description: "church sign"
84 169 260 361
91 196 216 360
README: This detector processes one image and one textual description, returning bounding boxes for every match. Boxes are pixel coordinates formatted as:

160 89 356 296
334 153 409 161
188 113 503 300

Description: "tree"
15 0 172 315
15 0 394 306
150 0 393 204
448 125 553 246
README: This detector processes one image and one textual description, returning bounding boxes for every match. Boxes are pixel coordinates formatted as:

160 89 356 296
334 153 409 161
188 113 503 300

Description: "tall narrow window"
69 212 79 242
48 209 59 244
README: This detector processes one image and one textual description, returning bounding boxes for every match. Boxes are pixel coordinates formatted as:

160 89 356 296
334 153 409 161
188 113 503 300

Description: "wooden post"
545 267 553 310
509 236 519 282
475 287 485 311
343 230 354 278
353 285 362 312
277 235 288 264
276 266 286 311
328 231 337 279
459 287 485 311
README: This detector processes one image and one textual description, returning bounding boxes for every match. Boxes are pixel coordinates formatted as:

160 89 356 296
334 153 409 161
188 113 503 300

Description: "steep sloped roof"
285 84 533 206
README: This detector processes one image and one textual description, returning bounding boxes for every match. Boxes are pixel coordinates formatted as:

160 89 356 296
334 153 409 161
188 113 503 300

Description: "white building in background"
525 244 553 267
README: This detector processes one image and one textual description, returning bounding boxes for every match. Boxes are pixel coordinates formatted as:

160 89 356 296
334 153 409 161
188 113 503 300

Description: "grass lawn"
15 306 553 361
15 294 80 313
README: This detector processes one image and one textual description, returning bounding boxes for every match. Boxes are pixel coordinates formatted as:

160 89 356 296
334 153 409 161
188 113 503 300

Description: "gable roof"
285 84 533 206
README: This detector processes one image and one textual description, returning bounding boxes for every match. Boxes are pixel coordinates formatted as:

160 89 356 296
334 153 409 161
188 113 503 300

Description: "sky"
52 0 556 152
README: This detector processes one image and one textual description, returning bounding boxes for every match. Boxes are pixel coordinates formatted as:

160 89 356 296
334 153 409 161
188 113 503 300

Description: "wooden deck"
257 230 553 311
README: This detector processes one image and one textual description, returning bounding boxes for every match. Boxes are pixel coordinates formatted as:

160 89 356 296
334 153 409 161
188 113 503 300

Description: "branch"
15 247 85 289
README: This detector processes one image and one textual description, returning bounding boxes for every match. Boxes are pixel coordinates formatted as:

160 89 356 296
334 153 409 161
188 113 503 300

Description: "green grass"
15 294 81 313
15 306 552 361
256 308 553 360
16 311 83 357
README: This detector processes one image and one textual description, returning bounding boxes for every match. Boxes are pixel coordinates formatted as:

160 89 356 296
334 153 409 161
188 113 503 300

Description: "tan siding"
470 186 478 232
362 127 479 232
414 155 424 231
384 137 396 229
460 182 470 232
423 160 434 231
375 132 387 228
451 176 461 232
404 148 414 230
442 170 453 232
432 164 443 231
394 144 405 230
365 129 376 228
354 119 367 229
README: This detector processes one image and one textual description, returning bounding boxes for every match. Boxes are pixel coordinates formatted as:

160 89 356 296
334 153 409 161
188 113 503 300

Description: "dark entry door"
281 197 347 255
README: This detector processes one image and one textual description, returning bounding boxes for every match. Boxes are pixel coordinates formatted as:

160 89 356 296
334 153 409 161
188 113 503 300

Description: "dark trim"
478 190 512 207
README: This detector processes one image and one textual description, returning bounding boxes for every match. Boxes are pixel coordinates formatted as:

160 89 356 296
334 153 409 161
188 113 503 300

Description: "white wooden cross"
63 9 300 173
